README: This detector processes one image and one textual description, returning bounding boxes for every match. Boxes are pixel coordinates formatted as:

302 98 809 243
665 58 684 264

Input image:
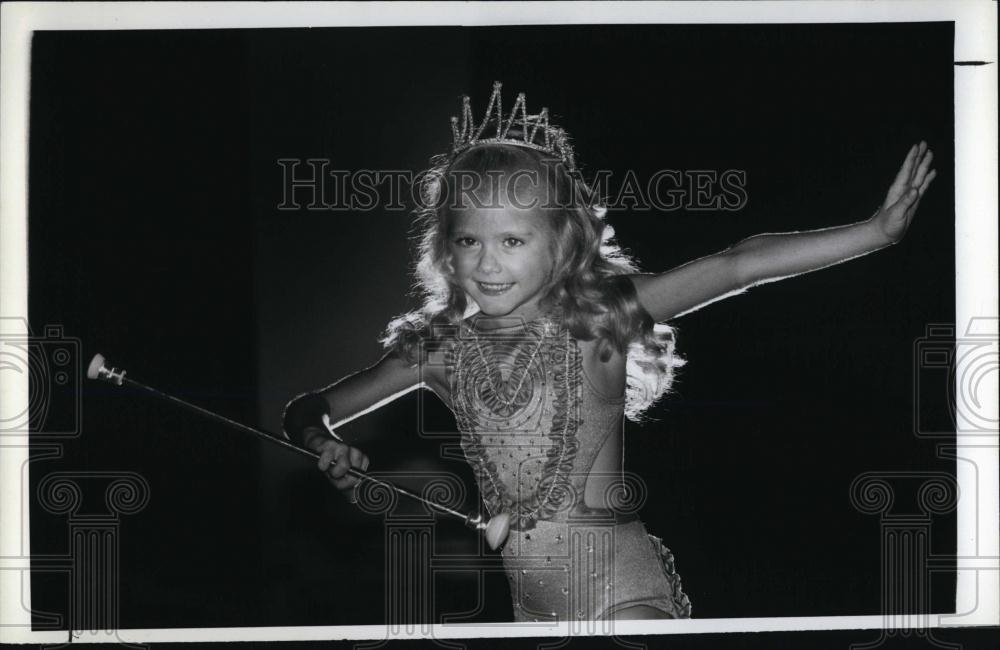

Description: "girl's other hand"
315 438 370 500
870 141 937 244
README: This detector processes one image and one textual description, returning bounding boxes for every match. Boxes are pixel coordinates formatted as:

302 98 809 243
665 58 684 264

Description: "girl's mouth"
476 281 514 296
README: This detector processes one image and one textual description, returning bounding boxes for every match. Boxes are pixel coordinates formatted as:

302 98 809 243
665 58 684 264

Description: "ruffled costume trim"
647 534 693 618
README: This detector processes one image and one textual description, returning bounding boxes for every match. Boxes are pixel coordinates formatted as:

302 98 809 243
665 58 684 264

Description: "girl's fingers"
330 451 352 479
912 148 934 187
332 475 357 491
892 144 919 189
348 447 364 469
317 445 337 471
316 443 369 495
909 142 930 182
918 168 937 194
892 188 918 218
339 450 370 490
907 169 937 218
907 142 928 184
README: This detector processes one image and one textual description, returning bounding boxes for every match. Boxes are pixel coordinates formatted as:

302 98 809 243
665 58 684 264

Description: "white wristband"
321 413 344 442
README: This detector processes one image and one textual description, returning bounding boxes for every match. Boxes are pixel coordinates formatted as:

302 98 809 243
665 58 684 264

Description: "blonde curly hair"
382 136 683 421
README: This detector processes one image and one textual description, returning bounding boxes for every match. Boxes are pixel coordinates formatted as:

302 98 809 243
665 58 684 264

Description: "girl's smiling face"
448 198 554 320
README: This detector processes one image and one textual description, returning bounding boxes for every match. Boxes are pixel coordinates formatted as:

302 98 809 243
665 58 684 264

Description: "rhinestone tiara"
449 81 577 171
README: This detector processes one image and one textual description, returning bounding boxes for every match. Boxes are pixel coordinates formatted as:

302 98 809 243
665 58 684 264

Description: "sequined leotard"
445 314 691 622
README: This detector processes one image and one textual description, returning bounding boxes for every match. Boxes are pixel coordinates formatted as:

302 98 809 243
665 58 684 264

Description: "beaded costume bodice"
446 315 624 532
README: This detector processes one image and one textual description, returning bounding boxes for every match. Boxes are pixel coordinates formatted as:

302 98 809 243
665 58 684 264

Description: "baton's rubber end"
484 512 511 550
87 353 106 380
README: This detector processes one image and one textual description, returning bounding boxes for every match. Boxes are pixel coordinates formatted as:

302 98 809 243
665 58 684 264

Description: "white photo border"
1 0 996 643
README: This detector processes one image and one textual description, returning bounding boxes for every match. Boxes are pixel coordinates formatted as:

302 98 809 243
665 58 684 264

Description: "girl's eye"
503 237 524 248
453 237 478 247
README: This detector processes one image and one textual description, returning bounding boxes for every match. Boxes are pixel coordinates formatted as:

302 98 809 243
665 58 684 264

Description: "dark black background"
29 21 958 639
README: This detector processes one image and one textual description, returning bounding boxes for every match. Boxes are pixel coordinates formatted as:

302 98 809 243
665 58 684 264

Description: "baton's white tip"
87 353 106 380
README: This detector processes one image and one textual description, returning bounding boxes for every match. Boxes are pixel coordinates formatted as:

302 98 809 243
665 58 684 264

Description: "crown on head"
450 81 577 171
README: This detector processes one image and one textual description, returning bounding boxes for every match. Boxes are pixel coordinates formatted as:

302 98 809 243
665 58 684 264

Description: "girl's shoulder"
402 320 466 402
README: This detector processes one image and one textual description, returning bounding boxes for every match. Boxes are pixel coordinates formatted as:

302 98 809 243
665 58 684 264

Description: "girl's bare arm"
284 351 432 447
632 142 936 322
282 350 441 494
323 352 432 432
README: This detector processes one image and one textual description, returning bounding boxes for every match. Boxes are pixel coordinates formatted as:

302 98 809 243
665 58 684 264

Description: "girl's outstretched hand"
870 141 937 244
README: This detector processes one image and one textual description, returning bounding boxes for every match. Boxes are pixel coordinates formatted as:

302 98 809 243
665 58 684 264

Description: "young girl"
282 82 936 623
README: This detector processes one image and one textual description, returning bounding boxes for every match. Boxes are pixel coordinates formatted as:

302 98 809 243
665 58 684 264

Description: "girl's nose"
477 248 502 274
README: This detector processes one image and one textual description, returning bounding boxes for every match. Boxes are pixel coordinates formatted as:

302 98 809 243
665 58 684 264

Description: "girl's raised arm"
632 142 936 322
